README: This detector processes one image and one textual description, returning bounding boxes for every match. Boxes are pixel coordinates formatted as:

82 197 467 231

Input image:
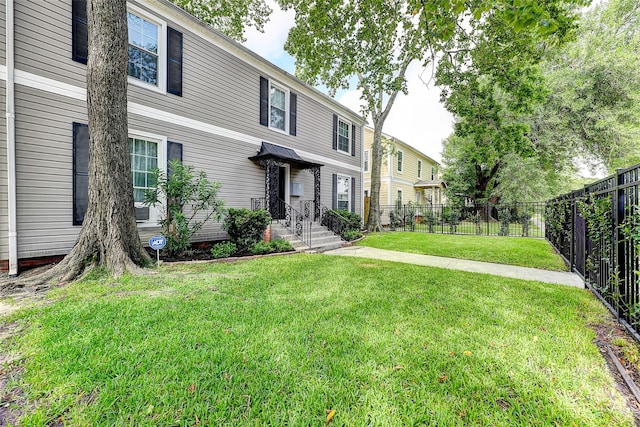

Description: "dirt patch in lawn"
592 317 640 426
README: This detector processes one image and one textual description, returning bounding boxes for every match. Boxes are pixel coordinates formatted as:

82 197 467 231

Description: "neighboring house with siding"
0 0 365 273
363 127 445 218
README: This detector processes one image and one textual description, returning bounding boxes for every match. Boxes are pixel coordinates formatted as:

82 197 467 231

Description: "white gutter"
6 0 17 276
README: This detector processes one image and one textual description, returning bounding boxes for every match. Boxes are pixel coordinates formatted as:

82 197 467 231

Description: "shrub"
223 208 271 254
249 241 275 255
211 241 237 259
144 159 224 256
270 239 294 253
322 209 362 241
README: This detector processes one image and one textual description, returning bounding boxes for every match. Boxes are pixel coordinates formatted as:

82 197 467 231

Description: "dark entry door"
271 166 286 220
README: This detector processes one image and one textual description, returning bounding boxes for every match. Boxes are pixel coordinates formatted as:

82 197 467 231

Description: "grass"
2 254 631 426
357 232 568 271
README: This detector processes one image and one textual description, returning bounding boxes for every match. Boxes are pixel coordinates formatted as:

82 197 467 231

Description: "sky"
242 2 454 163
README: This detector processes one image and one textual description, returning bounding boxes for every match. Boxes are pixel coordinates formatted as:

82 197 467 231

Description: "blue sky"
241 2 454 162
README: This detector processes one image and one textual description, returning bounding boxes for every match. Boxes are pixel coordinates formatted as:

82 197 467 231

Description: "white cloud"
243 1 295 64
244 6 454 163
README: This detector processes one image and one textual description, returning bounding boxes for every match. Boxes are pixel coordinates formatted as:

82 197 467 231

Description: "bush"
223 208 271 254
322 209 362 241
144 160 224 256
211 241 237 259
249 241 275 255
270 239 294 253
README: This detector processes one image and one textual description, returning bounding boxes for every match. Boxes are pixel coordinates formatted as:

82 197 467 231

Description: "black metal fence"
379 202 546 238
546 164 640 341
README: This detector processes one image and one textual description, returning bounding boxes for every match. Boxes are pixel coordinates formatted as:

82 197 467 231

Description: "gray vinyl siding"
0 1 6 66
6 0 363 261
14 0 86 87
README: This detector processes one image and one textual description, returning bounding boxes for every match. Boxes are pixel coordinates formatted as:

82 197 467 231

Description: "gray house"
0 0 364 274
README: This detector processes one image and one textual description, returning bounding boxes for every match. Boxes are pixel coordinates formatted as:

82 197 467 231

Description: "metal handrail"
251 197 312 247
318 204 350 240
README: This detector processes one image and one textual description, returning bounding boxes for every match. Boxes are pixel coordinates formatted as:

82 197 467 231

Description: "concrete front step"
270 222 344 250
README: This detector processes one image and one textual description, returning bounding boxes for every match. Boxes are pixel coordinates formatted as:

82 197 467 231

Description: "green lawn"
3 255 631 426
357 232 568 271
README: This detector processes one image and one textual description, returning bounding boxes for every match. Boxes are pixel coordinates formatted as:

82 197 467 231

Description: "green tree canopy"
530 0 640 173
170 0 271 41
279 0 585 227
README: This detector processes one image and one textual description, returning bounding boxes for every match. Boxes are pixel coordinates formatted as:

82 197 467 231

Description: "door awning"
414 179 447 189
249 141 323 169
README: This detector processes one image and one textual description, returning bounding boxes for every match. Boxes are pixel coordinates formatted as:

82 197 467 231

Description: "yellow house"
363 127 446 210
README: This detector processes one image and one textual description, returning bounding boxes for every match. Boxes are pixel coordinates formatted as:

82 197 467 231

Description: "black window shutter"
260 77 269 126
73 122 89 225
351 124 356 156
289 93 297 136
167 27 183 96
332 114 338 150
332 173 337 210
351 177 356 213
72 0 88 64
167 141 183 177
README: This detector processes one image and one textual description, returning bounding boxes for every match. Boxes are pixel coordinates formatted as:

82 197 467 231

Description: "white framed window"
127 5 166 93
337 174 351 211
431 166 435 180
417 160 422 178
397 189 403 204
364 150 369 172
416 191 421 204
397 150 404 173
337 118 351 154
129 131 166 224
269 82 288 131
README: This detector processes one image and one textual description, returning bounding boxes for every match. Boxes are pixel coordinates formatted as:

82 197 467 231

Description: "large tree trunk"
14 0 151 285
366 123 384 232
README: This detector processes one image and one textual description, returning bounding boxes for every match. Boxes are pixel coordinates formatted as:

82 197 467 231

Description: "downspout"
388 151 393 205
6 0 17 276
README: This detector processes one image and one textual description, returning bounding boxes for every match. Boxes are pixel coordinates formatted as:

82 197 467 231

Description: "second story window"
418 160 422 178
431 166 435 180
364 150 369 172
270 84 287 131
338 119 350 153
397 150 403 172
128 12 159 85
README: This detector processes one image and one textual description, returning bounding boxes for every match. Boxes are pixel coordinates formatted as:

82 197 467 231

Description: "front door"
273 166 289 219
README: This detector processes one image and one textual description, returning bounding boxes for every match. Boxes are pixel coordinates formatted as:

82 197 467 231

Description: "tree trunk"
366 123 384 232
17 0 151 284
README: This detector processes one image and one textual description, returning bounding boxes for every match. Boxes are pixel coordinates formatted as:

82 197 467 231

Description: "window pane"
133 189 145 203
133 171 147 187
134 139 146 155
270 107 285 130
127 12 159 86
142 21 158 53
339 121 349 138
270 87 285 109
128 47 141 79
132 154 145 171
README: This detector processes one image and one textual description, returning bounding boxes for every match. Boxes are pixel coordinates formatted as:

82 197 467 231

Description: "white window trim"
397 189 403 204
129 129 167 226
336 173 352 211
268 80 289 134
363 149 369 172
417 159 422 179
396 150 404 173
336 117 352 155
127 3 167 95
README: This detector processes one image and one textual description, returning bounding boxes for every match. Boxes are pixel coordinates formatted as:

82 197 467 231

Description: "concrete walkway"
324 246 584 288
